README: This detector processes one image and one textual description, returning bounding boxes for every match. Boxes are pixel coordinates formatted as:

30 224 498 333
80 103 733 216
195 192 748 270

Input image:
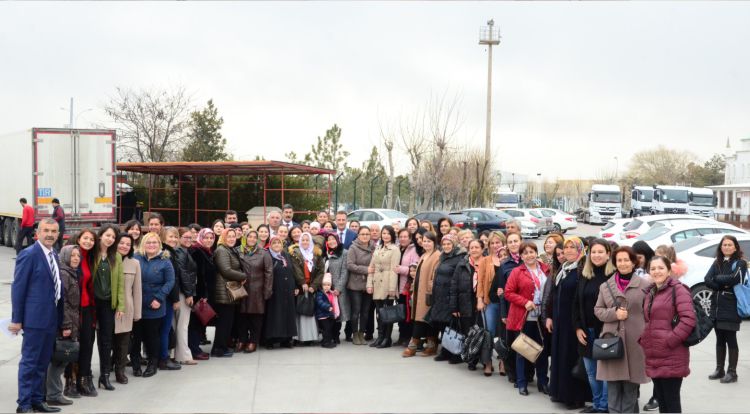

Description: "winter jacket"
163 246 181 305
239 247 273 314
572 265 610 357
289 244 325 290
136 251 175 320
59 264 80 341
314 290 336 320
430 248 466 324
505 262 549 332
396 244 420 293
639 277 696 379
704 258 744 331
498 256 522 319
213 244 247 305
450 255 482 318
476 255 501 305
115 257 142 334
346 240 374 291
190 246 216 302
594 275 648 384
412 250 441 322
367 243 400 300
174 246 198 298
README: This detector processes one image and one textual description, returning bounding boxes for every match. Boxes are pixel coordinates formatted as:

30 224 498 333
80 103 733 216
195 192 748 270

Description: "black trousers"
212 304 236 353
366 299 376 336
652 377 682 413
348 290 373 333
187 313 204 357
397 294 413 340
130 319 161 365
319 318 336 344
15 226 35 254
95 301 115 375
77 306 96 378
237 313 264 344
716 328 739 350
112 333 130 370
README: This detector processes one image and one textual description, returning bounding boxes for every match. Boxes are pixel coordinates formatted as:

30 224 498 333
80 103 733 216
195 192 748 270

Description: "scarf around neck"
299 232 315 271
555 259 580 286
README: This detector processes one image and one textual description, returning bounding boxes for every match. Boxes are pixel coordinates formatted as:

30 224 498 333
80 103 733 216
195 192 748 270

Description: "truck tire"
0 218 4 245
5 218 16 247
691 284 713 317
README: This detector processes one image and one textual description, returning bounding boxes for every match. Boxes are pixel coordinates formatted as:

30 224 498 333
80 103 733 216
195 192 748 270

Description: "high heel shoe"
97 373 115 391
483 364 494 377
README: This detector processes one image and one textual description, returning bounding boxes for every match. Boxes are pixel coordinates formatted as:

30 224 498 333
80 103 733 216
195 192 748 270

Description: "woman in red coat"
505 242 550 397
640 256 696 413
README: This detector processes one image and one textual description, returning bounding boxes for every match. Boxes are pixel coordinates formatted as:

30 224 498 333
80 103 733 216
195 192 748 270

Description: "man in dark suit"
334 211 357 250
10 218 64 413
281 204 298 229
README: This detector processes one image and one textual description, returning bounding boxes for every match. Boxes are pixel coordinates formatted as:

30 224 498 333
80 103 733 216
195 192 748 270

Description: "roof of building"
116 160 335 175
708 183 750 190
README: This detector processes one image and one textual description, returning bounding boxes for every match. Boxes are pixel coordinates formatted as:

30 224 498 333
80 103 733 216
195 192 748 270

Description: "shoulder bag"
296 292 315 316
441 318 465 355
511 312 544 363
377 300 406 324
592 281 624 360
732 262 750 318
225 248 249 301
192 299 217 326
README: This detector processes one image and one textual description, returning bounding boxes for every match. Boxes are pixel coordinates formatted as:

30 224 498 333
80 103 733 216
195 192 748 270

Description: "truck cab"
687 187 716 218
630 186 653 217
494 191 521 209
583 184 622 224
651 185 689 215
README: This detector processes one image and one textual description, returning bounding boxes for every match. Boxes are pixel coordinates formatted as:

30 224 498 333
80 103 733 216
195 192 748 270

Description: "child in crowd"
315 274 340 349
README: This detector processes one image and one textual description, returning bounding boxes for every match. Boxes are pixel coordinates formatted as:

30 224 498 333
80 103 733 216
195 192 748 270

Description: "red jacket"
21 204 34 228
639 277 696 379
505 261 549 332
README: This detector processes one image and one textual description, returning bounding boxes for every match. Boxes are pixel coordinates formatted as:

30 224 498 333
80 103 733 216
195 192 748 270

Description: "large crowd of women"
45 208 745 414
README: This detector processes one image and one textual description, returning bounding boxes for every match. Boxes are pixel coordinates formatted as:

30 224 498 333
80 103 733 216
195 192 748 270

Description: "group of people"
10 203 744 414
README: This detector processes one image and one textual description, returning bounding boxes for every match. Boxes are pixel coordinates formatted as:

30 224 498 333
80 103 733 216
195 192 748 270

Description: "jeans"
513 321 549 389
160 303 175 360
584 356 608 411
484 302 501 337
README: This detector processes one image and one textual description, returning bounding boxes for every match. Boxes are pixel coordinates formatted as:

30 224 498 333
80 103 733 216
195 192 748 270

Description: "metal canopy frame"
116 161 335 226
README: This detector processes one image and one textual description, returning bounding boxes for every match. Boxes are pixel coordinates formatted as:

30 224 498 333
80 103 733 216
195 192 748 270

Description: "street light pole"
614 156 619 181
479 19 501 164
68 97 74 128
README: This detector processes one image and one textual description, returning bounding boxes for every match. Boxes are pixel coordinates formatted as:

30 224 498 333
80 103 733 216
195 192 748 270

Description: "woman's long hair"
714 235 743 265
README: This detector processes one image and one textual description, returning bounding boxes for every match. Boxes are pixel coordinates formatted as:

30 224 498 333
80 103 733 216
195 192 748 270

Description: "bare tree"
399 110 428 213
104 86 192 162
379 122 396 209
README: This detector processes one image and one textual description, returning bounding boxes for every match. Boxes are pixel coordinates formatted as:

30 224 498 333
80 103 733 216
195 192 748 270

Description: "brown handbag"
226 281 248 301
511 312 544 363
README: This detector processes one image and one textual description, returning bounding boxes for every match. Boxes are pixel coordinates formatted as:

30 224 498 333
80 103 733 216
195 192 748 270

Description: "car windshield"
691 195 714 206
637 191 653 202
491 210 513 220
638 226 671 241
601 221 616 230
674 236 709 253
380 210 408 219
623 219 643 231
496 194 519 203
593 192 620 203
528 210 542 219
661 189 689 203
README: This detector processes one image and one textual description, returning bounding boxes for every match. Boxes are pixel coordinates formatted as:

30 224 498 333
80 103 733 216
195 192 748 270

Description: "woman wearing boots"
45 245 81 406
367 225 401 348
347 227 375 345
94 224 125 391
452 239 488 373
395 229 420 346
403 231 440 358
113 235 142 383
704 235 745 384
237 230 273 353
499 232 524 384
212 228 246 356
430 234 466 364
70 229 98 397
326 233 350 342
174 228 198 364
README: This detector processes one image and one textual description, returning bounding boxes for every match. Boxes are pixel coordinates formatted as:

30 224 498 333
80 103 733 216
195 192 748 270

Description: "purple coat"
639 277 696 379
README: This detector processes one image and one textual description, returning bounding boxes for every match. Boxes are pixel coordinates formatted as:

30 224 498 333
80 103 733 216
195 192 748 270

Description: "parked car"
499 208 544 239
618 214 716 241
619 221 747 248
461 208 513 233
537 208 578 233
529 209 555 235
412 211 477 232
676 233 750 316
598 218 632 241
347 208 409 230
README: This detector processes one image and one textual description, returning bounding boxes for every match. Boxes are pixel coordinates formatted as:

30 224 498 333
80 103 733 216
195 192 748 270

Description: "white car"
619 222 747 248
537 208 578 233
618 214 716 241
347 208 409 230
676 233 750 315
598 218 632 241
501 208 544 238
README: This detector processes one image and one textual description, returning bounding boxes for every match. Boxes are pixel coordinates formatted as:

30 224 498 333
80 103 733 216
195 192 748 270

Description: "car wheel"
553 223 561 233
691 284 713 316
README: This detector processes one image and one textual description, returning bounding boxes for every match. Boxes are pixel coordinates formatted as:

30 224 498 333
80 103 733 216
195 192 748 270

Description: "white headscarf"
299 232 315 272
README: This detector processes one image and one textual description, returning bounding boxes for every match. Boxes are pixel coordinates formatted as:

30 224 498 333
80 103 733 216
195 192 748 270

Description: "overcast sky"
1 1 748 180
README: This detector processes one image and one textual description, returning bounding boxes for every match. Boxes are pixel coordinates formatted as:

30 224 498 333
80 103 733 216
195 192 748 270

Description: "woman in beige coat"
366 225 401 349
594 246 648 413
114 234 142 384
403 231 441 357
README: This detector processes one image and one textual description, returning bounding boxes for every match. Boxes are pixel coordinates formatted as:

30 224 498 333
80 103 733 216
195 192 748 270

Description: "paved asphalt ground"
0 223 747 413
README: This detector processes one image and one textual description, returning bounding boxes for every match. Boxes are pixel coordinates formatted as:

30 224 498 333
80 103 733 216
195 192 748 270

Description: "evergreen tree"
181 99 229 161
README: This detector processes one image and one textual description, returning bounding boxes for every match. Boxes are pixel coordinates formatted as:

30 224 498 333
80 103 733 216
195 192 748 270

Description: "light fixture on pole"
479 19 501 164
60 97 93 128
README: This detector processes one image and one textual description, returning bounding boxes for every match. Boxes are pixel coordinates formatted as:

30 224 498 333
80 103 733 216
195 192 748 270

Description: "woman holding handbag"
211 228 246 357
704 235 744 384
289 232 325 345
366 225 401 348
594 246 648 413
395 229 420 346
430 234 466 364
452 239 488 374
504 242 550 396
189 228 216 358
640 256 696 413
476 231 508 375
346 227 375 345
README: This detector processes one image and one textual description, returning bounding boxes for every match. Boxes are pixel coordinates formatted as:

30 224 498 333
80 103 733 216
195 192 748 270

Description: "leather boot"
420 337 438 356
63 377 80 399
98 373 115 391
79 376 97 397
143 360 158 378
721 349 739 383
709 346 726 380
377 325 393 348
115 366 128 384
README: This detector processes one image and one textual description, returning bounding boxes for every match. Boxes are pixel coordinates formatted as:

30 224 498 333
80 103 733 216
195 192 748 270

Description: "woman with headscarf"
237 230 273 353
263 236 298 348
211 228 246 357
188 228 216 358
289 232 325 344
430 234 467 364
547 236 592 410
476 231 508 375
325 233 349 342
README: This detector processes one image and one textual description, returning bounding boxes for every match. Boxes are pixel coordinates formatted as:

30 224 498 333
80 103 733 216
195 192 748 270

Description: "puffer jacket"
213 244 247 305
59 264 81 341
450 255 481 318
289 244 325 290
314 290 336 320
136 251 175 320
639 277 696 379
498 256 522 319
430 248 467 324
346 240 374 291
704 258 744 330
175 246 198 298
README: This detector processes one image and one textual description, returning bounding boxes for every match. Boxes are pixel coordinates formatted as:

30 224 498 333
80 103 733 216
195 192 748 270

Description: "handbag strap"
605 278 623 335
521 310 545 342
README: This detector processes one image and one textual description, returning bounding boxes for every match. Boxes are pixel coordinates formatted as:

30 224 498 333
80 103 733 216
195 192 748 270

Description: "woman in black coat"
263 236 298 348
188 228 217 357
430 235 466 363
704 235 745 383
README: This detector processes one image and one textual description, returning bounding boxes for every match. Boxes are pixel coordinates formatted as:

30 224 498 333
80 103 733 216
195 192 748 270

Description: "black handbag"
52 338 80 363
571 356 588 381
377 302 406 324
295 292 315 316
461 313 490 363
592 282 624 361
494 336 510 361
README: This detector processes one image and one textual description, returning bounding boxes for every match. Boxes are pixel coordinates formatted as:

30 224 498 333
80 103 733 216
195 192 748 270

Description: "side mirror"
688 192 694 202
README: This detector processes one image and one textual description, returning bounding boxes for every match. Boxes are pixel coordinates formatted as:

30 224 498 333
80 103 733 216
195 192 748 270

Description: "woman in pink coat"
639 256 696 414
395 229 421 345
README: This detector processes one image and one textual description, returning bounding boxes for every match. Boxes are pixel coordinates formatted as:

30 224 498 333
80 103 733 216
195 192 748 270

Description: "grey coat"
327 250 350 323
346 240 374 292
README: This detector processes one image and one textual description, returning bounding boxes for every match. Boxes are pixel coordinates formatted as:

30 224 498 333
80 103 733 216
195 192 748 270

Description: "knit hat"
322 272 332 285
